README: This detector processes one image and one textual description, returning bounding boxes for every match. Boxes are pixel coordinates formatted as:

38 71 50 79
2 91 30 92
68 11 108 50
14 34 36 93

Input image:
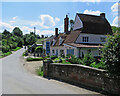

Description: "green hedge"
12 47 21 51
26 57 44 61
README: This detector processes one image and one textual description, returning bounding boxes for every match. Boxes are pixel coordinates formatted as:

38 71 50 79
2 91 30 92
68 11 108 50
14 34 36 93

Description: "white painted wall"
73 15 83 31
76 33 107 44
79 48 99 57
50 46 65 56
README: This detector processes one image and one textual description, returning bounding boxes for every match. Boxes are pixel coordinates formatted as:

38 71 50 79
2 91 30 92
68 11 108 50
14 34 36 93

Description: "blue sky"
0 2 119 36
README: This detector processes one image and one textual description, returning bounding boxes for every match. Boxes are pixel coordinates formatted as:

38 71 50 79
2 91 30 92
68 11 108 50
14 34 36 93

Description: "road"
2 48 101 94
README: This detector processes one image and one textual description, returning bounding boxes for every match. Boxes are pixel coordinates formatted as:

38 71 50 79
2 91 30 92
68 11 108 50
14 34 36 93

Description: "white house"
43 13 112 57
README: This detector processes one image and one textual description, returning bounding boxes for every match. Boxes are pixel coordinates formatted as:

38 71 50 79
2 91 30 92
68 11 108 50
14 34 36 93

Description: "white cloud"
12 16 18 20
55 17 60 22
30 14 60 29
83 9 101 15
112 16 120 27
39 30 55 36
9 20 16 23
111 2 118 12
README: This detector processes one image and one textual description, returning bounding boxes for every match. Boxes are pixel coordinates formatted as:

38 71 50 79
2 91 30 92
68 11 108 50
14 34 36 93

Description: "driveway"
2 48 101 94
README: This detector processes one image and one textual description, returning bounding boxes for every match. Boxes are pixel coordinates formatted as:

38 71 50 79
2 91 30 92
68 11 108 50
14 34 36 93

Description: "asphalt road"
2 48 101 94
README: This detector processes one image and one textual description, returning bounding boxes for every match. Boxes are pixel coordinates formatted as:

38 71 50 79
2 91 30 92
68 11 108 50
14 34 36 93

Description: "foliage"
35 46 43 53
12 47 21 51
22 50 28 56
36 38 46 44
12 27 23 37
90 58 105 69
81 53 95 66
70 19 74 31
50 55 57 60
26 57 44 61
66 54 82 64
101 30 120 75
0 51 12 58
62 60 71 64
36 66 43 76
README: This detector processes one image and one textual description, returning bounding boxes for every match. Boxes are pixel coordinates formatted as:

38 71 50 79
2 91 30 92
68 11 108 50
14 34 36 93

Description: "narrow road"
2 48 101 94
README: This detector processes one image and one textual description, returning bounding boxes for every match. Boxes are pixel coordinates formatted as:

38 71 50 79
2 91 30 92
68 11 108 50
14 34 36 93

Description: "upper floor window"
59 37 63 45
52 39 56 46
82 36 89 42
100 37 106 42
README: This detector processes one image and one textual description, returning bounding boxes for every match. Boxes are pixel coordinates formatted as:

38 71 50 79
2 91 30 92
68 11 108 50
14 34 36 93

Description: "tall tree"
12 27 23 37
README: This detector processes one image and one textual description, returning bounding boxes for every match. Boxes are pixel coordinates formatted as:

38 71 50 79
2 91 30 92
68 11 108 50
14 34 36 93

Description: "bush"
66 54 82 64
2 45 10 53
4 51 12 56
50 55 57 60
22 50 28 56
81 53 95 66
62 60 71 64
26 57 43 61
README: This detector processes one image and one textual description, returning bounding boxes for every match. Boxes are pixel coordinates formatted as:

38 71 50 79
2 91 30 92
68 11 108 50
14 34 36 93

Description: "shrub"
50 55 57 60
26 57 43 61
62 60 71 64
2 45 10 53
4 51 12 56
81 53 95 66
101 31 120 75
22 50 28 56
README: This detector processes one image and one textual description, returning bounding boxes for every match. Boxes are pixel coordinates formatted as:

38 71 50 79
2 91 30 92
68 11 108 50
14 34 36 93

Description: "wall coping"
51 63 106 72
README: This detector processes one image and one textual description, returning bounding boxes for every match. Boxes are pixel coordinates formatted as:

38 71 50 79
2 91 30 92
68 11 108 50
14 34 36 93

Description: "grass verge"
12 47 21 51
0 51 12 58
26 57 44 61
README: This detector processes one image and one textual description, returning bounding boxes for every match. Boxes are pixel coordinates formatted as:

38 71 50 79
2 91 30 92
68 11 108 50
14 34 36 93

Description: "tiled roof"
65 43 103 48
76 13 112 35
51 31 81 47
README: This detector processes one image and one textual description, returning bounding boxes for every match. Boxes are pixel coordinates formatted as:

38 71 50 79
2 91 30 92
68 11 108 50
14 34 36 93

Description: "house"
44 13 112 57
42 35 55 55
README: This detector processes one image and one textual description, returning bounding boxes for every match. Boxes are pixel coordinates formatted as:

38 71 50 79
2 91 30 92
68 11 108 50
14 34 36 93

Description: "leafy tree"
12 27 23 37
70 19 74 31
102 30 120 75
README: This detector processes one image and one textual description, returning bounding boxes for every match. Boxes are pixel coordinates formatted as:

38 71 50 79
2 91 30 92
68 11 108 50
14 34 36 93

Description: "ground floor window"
60 50 64 57
67 49 74 55
52 50 55 54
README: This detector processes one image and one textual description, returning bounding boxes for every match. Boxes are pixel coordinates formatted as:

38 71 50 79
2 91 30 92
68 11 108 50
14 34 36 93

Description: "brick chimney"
55 28 58 37
100 13 105 18
64 15 69 32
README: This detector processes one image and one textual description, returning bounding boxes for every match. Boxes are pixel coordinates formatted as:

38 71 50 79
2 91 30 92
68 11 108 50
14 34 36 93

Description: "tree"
12 27 23 37
70 19 74 31
101 30 120 75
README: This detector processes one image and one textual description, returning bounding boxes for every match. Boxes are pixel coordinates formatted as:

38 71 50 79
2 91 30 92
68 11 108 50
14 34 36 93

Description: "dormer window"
82 36 89 42
52 39 56 46
59 37 63 45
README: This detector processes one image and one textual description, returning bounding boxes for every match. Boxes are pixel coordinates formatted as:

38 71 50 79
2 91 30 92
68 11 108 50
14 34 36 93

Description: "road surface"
2 48 101 94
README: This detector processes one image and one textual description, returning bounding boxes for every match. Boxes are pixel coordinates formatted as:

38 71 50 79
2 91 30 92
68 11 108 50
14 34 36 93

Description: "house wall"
73 15 83 31
50 46 65 56
76 33 107 44
79 48 99 57
64 44 79 57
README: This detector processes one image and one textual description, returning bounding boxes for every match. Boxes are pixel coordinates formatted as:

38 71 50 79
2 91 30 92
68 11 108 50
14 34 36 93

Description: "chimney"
34 27 36 34
100 13 105 18
55 28 58 37
64 15 69 32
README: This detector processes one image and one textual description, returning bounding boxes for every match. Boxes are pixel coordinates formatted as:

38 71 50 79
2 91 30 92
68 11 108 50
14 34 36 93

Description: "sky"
0 1 119 36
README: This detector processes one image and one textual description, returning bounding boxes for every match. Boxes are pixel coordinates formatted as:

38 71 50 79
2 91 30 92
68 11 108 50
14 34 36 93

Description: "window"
52 39 56 46
100 37 106 42
59 37 63 45
82 36 89 42
52 50 54 54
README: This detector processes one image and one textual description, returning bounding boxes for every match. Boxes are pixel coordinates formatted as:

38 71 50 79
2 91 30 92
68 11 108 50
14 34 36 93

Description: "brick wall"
43 61 120 95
